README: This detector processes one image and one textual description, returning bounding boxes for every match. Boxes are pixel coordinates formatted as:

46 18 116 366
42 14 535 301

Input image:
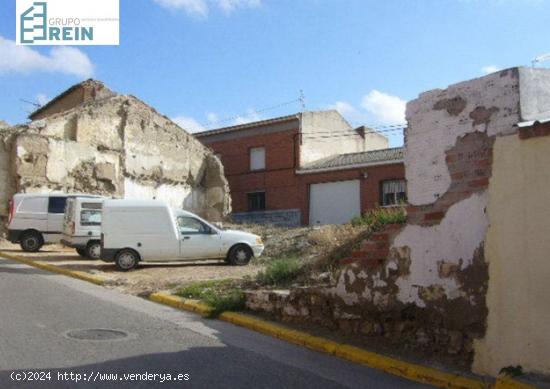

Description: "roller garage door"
309 180 361 225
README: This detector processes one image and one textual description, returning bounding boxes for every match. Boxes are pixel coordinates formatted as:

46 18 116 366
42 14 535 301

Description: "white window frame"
381 179 407 207
249 147 266 171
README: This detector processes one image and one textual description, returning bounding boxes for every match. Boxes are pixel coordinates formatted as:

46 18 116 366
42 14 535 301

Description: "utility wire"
184 94 408 134
197 98 302 131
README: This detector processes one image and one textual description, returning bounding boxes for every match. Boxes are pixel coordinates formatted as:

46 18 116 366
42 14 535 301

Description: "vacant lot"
0 221 373 296
0 241 263 295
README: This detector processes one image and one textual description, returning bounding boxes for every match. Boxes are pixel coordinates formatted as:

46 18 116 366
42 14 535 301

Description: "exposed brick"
445 154 457 163
351 250 366 258
468 178 489 188
383 223 404 231
451 172 465 180
519 123 550 139
360 241 390 251
475 159 491 168
370 233 389 242
424 211 445 221
339 257 354 265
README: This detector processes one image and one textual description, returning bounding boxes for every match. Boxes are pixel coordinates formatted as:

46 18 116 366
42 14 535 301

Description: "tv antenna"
299 90 306 111
532 53 550 67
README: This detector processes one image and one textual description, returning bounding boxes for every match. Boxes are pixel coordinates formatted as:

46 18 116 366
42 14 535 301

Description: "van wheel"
228 244 252 266
76 248 87 257
85 241 101 260
20 231 43 252
115 249 139 271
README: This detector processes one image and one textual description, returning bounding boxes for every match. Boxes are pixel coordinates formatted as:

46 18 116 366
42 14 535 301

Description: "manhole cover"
65 329 130 341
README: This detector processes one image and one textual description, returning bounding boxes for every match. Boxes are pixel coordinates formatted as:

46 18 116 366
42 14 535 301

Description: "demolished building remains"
0 80 231 228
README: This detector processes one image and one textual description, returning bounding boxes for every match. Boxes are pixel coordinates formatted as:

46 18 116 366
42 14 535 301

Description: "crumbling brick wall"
245 68 550 372
0 93 231 228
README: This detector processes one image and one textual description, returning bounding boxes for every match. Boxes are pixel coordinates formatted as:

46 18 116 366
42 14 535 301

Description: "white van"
100 199 264 271
7 193 101 252
61 197 105 259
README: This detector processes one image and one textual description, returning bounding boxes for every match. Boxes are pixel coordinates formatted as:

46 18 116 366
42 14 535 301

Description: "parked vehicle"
7 193 101 252
61 197 105 259
100 199 264 271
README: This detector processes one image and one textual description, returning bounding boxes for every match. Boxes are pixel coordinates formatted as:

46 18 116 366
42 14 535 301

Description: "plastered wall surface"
473 133 550 376
393 192 488 307
0 92 231 224
405 69 520 206
299 110 388 166
323 68 534 364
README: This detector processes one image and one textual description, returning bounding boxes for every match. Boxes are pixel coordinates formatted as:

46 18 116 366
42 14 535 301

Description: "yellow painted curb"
149 292 212 316
0 251 105 286
0 254 536 389
494 376 537 389
149 292 490 389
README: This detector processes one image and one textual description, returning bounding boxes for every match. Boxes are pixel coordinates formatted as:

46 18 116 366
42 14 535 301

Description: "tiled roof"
29 79 109 120
298 147 404 173
194 114 299 138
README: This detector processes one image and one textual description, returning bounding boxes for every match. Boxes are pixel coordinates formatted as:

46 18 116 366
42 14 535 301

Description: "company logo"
16 0 119 45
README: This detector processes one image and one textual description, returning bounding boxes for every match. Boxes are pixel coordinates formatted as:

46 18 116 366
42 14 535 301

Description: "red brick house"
195 110 405 226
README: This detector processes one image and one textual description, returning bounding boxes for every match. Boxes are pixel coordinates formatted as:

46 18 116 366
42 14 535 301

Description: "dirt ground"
0 240 263 295
0 222 369 296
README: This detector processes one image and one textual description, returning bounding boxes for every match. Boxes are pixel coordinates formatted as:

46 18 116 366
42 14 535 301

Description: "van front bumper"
252 245 265 258
60 239 86 250
7 229 22 243
100 248 117 262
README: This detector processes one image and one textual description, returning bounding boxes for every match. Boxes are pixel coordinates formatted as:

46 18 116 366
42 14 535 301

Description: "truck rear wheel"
85 241 101 260
20 231 43 252
115 249 139 271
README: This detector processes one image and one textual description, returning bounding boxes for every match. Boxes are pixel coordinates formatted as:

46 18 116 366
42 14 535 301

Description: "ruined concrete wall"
30 80 116 121
299 111 388 166
327 68 550 369
4 94 231 221
473 129 550 376
0 129 17 229
323 70 522 360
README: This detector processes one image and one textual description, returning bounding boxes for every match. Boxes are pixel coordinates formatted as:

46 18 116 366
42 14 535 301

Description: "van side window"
48 197 67 214
177 217 209 234
19 197 48 213
81 210 102 226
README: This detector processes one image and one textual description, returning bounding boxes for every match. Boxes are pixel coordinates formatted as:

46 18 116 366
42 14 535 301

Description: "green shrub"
176 279 245 318
256 256 303 286
351 206 407 229
203 290 246 317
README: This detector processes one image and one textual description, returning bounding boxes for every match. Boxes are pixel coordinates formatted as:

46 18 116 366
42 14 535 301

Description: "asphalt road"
0 256 433 389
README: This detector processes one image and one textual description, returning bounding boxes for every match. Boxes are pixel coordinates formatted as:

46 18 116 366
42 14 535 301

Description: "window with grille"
381 180 407 206
247 192 266 211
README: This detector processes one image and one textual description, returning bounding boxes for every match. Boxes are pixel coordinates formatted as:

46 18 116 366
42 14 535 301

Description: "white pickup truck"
100 199 264 271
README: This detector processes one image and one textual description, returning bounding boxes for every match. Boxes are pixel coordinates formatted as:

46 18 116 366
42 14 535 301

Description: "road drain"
65 329 130 341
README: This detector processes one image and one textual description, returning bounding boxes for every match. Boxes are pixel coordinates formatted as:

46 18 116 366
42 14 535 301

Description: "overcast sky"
1 0 549 146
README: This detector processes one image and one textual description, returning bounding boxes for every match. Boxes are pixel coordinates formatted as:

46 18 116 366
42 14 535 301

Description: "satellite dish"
532 53 550 67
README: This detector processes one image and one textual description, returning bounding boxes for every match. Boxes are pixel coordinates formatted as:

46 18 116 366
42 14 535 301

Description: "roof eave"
295 159 404 175
194 114 300 138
